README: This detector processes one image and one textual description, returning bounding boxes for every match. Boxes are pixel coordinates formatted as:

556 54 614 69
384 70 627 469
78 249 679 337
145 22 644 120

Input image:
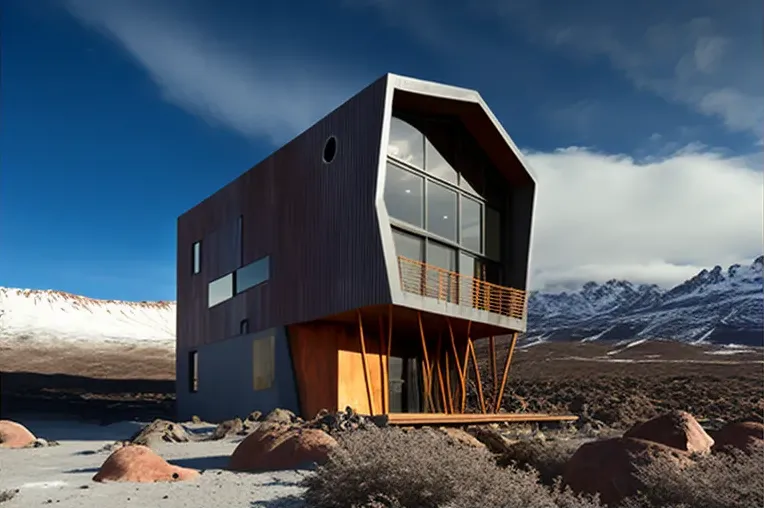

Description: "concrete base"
176 327 300 422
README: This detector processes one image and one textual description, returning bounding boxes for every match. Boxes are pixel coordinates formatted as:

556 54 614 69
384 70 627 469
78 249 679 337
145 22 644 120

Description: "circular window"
322 136 337 164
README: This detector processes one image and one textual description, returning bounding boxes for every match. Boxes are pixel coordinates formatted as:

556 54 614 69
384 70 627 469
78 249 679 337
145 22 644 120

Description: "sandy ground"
0 417 307 508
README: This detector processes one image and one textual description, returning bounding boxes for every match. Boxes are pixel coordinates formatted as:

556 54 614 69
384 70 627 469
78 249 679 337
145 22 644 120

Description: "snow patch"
0 287 175 347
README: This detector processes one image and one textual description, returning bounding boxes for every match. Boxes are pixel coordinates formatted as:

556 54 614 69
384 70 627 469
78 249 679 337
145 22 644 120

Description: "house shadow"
168 455 231 470
64 455 231 475
64 466 100 474
250 497 305 508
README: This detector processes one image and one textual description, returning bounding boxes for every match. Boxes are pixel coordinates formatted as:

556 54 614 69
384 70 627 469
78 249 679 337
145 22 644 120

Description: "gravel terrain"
0 417 306 508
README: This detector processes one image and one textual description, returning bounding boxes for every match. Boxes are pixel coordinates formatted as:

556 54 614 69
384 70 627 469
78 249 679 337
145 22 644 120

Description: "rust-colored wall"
177 76 391 353
287 320 388 418
287 323 339 419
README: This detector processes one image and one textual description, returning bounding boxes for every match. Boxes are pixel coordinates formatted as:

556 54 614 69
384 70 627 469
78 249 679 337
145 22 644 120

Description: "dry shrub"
620 447 764 508
302 428 603 508
0 490 17 504
498 439 582 486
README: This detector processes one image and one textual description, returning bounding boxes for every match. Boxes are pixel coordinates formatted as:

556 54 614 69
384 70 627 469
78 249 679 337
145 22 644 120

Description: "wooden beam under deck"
386 412 578 426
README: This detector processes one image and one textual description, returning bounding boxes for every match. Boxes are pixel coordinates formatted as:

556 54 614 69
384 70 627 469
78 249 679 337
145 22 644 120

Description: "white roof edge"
385 73 538 184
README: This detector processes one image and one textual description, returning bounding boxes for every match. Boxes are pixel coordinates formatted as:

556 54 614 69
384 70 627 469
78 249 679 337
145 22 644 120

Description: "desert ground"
2 339 761 428
1 339 762 507
0 417 306 507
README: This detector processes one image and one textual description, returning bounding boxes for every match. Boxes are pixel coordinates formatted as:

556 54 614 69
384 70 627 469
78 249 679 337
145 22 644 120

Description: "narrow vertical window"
240 319 250 335
188 350 198 393
192 241 201 275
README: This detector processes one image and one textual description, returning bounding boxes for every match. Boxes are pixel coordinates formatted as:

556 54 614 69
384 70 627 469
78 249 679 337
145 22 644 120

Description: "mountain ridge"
526 256 763 346
1 256 761 347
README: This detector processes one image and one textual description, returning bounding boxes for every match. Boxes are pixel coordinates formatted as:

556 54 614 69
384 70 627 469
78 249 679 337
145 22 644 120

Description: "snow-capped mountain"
1 256 761 349
0 287 175 346
526 256 764 346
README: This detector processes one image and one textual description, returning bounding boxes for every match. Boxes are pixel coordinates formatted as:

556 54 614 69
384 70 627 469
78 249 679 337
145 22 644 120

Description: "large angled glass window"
392 228 424 262
426 181 457 242
427 241 457 302
393 229 425 295
425 139 458 184
461 197 482 253
428 241 457 272
385 162 424 228
388 117 424 168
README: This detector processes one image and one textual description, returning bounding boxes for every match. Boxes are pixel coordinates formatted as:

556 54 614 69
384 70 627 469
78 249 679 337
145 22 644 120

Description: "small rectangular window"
188 350 198 393
236 256 270 294
253 336 275 391
240 319 249 335
208 273 234 308
192 241 201 275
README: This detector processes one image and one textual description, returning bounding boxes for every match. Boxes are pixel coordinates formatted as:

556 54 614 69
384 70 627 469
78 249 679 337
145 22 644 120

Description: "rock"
246 411 262 422
263 408 296 425
191 415 202 424
228 424 338 472
303 407 381 433
711 421 764 454
624 411 714 454
563 437 694 505
129 419 193 448
26 438 58 448
438 428 486 449
467 426 519 455
209 418 244 441
0 420 36 448
93 445 200 483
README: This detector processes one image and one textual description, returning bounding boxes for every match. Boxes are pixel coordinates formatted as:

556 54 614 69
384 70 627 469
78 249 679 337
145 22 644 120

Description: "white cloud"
527 145 763 290
356 0 764 139
512 6 764 138
63 0 364 145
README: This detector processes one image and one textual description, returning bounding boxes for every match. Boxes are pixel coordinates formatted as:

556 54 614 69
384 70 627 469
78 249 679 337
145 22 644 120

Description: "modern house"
176 73 560 425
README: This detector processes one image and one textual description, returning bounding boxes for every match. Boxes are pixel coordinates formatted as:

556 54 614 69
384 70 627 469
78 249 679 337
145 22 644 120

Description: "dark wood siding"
177 76 391 351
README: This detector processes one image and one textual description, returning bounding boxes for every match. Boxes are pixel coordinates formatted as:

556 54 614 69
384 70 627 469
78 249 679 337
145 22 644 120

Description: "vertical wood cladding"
177 76 391 351
288 321 387 419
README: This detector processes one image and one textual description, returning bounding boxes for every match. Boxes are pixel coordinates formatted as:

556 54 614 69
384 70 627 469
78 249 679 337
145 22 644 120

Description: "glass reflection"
385 163 424 228
392 229 425 261
208 273 233 308
425 139 458 184
236 256 270 294
426 181 457 242
388 117 424 168
428 241 456 271
461 197 482 253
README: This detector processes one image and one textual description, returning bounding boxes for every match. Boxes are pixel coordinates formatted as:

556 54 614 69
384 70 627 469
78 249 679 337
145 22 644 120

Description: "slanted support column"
446 317 465 414
460 321 472 413
489 336 498 407
494 332 518 413
357 310 376 416
469 339 487 414
417 311 435 412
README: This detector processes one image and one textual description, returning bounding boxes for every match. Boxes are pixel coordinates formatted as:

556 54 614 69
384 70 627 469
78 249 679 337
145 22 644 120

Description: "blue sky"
1 0 762 301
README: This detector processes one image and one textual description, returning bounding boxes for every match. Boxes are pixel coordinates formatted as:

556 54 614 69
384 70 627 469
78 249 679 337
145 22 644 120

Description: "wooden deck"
385 412 578 426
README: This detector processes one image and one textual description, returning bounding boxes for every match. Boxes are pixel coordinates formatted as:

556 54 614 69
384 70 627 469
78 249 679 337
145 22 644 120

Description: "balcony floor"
384 412 578 426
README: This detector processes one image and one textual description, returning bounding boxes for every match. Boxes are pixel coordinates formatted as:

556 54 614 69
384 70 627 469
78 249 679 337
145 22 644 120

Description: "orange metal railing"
397 256 527 320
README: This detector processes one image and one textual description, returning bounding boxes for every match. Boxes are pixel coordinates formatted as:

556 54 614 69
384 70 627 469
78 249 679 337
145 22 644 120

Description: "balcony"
397 256 527 320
